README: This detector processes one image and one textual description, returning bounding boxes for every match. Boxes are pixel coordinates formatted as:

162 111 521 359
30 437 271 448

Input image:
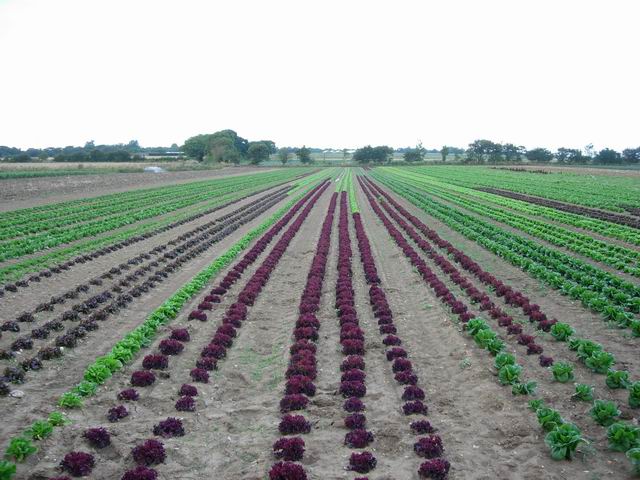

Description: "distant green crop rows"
0 170 310 264
402 165 640 212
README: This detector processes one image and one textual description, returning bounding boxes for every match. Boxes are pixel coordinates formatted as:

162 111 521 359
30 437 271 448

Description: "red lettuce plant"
403 401 428 415
418 458 450 479
341 356 365 371
345 429 374 448
280 394 309 413
142 355 168 370
131 371 155 387
344 413 367 430
159 339 184 355
153 417 184 438
107 405 129 422
414 435 444 458
285 375 316 396
117 389 139 401
269 461 307 480
60 451 95 476
175 396 195 411
344 397 365 413
278 415 311 435
402 386 425 401
179 384 197 396
411 420 435 434
84 427 111 448
132 439 166 466
349 451 377 473
121 466 158 480
190 368 209 383
170 329 190 342
340 381 366 398
272 437 305 461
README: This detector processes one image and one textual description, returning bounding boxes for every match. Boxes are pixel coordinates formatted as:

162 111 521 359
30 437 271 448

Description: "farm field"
0 166 639 480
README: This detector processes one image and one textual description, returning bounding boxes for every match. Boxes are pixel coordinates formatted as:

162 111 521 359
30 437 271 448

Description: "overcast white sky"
0 0 638 151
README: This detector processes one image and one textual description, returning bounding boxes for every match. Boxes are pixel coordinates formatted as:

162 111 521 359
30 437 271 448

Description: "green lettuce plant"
572 384 594 402
590 400 621 426
606 369 630 389
545 423 587 460
551 362 574 383
607 422 640 452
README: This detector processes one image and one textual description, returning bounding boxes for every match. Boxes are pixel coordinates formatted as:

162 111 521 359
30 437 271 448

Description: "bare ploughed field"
0 167 638 480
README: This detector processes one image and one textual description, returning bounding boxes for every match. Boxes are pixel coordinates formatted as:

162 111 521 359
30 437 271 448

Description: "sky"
0 0 638 151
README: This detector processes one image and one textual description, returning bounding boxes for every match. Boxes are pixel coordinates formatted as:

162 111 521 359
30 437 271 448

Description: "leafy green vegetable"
627 447 640 475
0 461 16 480
73 380 98 397
537 407 564 432
498 364 522 386
628 381 640 409
486 338 505 356
4 438 37 462
26 420 53 441
512 381 537 395
550 322 575 341
528 399 545 412
84 364 113 384
630 320 640 338
494 352 515 370
606 369 630 389
590 400 621 426
607 422 640 452
575 340 603 361
545 423 587 460
58 392 83 409
474 329 497 349
47 411 70 426
572 384 594 402
584 351 615 374
466 318 490 336
551 362 574 383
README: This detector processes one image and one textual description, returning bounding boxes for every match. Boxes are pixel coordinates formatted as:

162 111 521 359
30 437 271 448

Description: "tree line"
349 141 640 165
0 140 181 163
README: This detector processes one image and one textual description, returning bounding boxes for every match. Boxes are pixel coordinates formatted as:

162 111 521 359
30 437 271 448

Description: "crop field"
1 165 640 479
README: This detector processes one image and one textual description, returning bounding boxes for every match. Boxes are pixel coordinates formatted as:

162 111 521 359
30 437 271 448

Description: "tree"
440 145 450 162
556 148 586 164
247 142 271 164
466 139 501 163
622 147 640 164
342 148 349 162
353 145 394 164
182 135 210 161
595 148 621 164
525 148 553 163
277 147 290 165
404 143 425 162
502 143 525 163
259 141 276 154
295 146 312 164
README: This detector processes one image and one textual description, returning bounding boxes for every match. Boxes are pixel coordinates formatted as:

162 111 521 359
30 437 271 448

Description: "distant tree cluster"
352 145 394 164
0 140 180 163
181 130 282 165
